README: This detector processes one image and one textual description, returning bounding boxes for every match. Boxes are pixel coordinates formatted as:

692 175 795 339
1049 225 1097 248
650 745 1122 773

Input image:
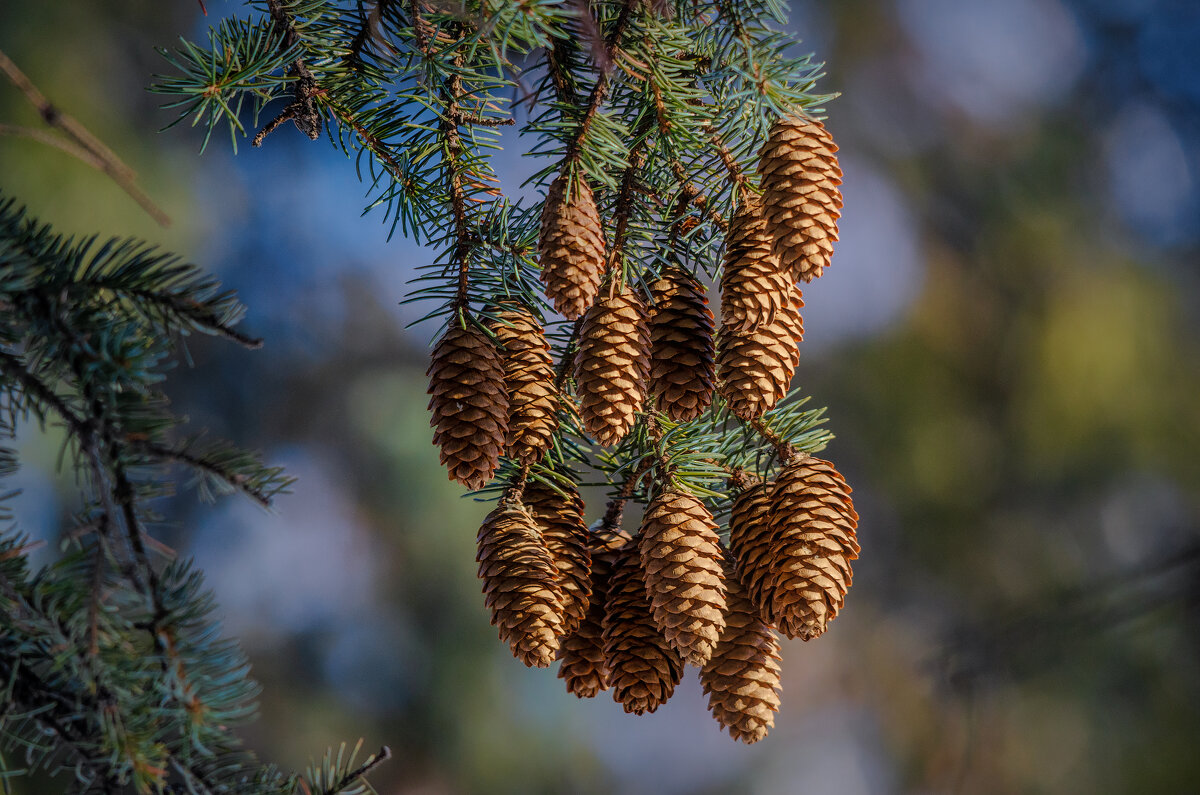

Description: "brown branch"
747 416 796 463
255 0 323 146
563 0 638 164
324 746 392 795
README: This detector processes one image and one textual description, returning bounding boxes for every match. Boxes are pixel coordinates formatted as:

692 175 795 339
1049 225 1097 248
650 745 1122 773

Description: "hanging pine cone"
758 114 843 282
476 500 565 667
524 479 591 636
557 525 627 698
574 284 650 446
427 320 509 490
720 193 794 331
765 455 860 640
539 172 606 320
715 289 804 420
602 539 684 715
485 303 560 466
639 489 727 666
700 568 783 744
727 480 776 623
648 268 715 422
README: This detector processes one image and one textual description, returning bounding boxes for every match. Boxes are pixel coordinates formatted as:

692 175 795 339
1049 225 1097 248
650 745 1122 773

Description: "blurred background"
3 1 1200 792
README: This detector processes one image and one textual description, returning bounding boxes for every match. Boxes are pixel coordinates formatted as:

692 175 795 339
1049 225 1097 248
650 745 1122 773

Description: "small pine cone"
476 501 565 667
602 539 684 715
485 304 560 466
557 527 627 698
700 571 783 744
758 114 844 283
427 321 509 489
766 456 860 640
721 193 794 332
574 284 650 446
648 268 716 422
727 481 776 624
525 479 591 636
715 290 804 420
539 173 606 319
639 489 727 666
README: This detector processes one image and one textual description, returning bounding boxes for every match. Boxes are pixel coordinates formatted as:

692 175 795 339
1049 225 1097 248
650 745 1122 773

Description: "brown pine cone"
476 500 565 667
715 289 804 420
485 303 560 466
721 193 794 331
639 489 727 666
427 320 509 490
649 268 716 422
539 173 606 319
557 525 628 698
524 479 591 636
758 114 844 282
602 539 683 715
727 480 776 624
574 284 650 446
765 456 860 640
700 570 783 744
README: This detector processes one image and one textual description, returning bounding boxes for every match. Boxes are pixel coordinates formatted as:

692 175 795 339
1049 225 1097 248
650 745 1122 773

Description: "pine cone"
639 489 727 666
602 539 683 715
648 268 715 422
721 193 794 331
700 570 782 744
557 526 627 698
476 501 565 667
758 114 843 282
765 456 860 640
539 173 606 319
715 290 804 420
727 480 776 624
525 479 591 636
427 321 509 490
485 303 560 466
574 284 650 446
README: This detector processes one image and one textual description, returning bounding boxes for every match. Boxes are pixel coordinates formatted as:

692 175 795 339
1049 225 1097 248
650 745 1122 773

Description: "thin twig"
324 746 392 795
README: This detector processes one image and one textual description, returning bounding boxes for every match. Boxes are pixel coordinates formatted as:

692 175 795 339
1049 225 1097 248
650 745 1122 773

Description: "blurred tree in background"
2 1 1199 794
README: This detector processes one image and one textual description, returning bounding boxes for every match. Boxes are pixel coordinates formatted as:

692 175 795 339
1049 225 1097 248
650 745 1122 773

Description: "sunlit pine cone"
475 500 565 667
727 480 776 625
601 539 684 714
426 320 509 490
758 114 843 282
525 479 591 636
765 455 860 640
715 289 804 420
573 283 650 446
648 268 715 422
639 489 727 666
485 303 560 466
557 524 628 698
700 566 783 744
539 173 606 319
720 192 794 332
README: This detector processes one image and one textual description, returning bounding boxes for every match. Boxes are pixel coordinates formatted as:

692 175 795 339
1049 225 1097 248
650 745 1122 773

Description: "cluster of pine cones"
427 114 856 742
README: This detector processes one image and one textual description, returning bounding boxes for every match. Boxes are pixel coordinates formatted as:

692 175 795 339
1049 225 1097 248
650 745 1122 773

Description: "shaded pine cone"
639 489 727 666
539 173 606 320
557 525 628 698
721 193 794 331
525 479 591 636
602 539 683 715
427 321 509 490
476 500 565 667
766 456 860 640
727 480 776 624
700 568 783 744
715 289 804 420
574 284 650 446
485 303 560 466
648 268 716 422
758 114 843 282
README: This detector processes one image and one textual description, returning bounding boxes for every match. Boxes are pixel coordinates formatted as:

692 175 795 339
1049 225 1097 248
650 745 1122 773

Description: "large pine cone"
485 303 560 466
721 193 794 331
765 456 860 640
427 321 509 489
649 268 716 422
716 289 804 420
476 501 565 667
639 489 727 666
539 173 606 319
758 114 843 282
525 479 591 636
727 481 776 624
574 284 650 446
602 539 683 715
557 525 628 698
700 570 783 744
